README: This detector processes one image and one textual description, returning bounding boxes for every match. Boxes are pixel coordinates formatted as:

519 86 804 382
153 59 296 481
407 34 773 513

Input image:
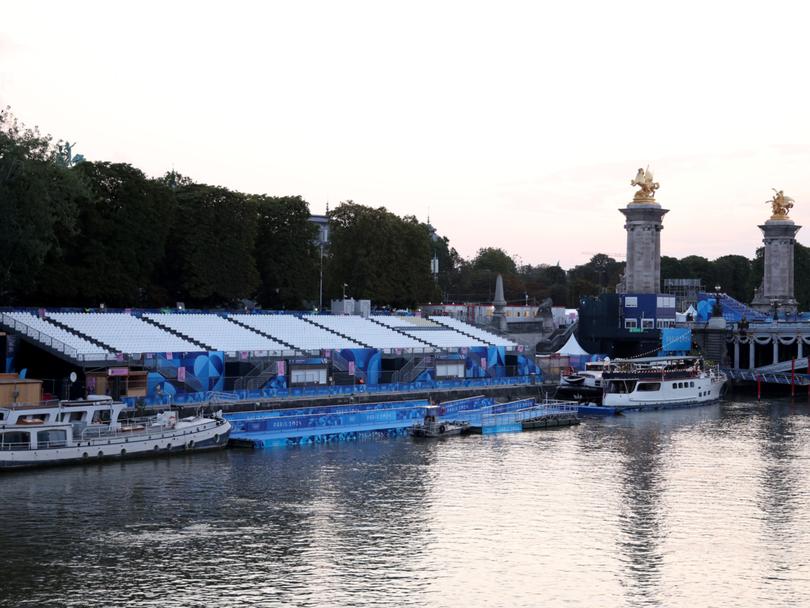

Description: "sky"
2 1 810 269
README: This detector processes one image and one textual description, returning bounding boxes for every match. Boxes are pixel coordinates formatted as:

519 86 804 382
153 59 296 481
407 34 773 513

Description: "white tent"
556 333 590 356
675 304 697 323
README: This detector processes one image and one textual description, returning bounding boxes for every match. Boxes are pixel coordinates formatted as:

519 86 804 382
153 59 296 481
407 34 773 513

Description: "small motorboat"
409 406 469 438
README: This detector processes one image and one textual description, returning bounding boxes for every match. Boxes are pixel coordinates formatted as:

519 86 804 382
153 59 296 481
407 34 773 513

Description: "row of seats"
48 313 199 354
230 314 363 351
143 314 293 354
370 316 488 348
429 316 518 347
5 312 515 358
306 315 433 351
3 312 111 357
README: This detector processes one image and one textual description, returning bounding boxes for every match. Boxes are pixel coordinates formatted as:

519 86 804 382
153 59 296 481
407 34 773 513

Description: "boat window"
637 382 661 392
624 319 638 329
91 409 111 424
641 319 655 330
37 430 67 448
690 381 695 387
0 431 31 450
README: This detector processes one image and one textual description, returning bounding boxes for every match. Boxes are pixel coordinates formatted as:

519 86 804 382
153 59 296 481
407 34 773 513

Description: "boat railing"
35 439 69 449
0 441 32 451
2 398 62 410
79 417 214 441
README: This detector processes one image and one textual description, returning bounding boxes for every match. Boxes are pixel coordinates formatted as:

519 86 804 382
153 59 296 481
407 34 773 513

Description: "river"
1 396 808 607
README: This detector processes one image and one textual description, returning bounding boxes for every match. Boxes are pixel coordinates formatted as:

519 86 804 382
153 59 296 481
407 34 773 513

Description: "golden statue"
767 189 794 220
630 166 659 202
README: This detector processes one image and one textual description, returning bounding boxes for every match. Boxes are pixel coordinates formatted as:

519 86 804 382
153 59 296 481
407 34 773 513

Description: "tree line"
0 108 792 311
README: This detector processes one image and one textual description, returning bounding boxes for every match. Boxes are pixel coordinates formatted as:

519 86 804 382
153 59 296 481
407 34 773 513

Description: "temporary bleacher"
429 316 518 348
306 315 434 353
143 313 295 356
370 316 488 348
48 312 200 354
1 311 112 361
230 314 363 352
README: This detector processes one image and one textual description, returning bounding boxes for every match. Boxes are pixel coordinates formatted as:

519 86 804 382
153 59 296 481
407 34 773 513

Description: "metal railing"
0 313 112 362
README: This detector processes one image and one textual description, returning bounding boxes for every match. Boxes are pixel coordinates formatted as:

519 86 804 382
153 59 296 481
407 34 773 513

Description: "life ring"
439 424 446 434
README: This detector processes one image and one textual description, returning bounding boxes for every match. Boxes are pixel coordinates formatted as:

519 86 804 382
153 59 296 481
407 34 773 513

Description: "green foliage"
0 107 84 302
38 162 176 306
8 108 810 313
327 202 438 307
166 184 260 306
253 195 319 309
471 247 518 274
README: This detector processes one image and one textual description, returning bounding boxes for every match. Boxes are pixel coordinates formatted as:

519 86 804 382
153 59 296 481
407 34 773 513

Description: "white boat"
0 396 231 470
600 355 726 411
561 360 609 389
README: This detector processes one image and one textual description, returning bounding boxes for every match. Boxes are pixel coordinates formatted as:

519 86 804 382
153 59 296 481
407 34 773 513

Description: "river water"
1 396 809 608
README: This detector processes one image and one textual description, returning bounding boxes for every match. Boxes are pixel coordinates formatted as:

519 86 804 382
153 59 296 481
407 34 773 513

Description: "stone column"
749 341 755 370
751 218 801 315
618 203 669 294
734 340 740 369
799 340 804 360
492 273 507 332
773 339 779 365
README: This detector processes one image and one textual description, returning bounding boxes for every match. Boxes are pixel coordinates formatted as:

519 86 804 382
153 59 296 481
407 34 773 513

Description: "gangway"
724 368 810 385
752 358 809 374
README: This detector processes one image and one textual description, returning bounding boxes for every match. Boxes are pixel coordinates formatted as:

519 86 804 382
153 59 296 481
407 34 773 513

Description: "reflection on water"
1 398 809 607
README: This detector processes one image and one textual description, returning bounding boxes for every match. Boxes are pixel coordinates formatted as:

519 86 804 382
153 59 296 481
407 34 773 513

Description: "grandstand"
371 316 490 348
144 313 295 356
1 311 112 361
308 315 434 353
229 314 364 352
0 309 539 405
48 312 201 354
429 316 518 348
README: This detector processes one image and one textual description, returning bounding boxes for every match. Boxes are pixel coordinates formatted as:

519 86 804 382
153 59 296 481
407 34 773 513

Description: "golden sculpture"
767 189 795 220
630 166 659 202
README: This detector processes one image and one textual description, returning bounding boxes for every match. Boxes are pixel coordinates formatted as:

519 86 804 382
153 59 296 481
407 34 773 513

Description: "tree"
164 183 259 306
252 195 319 309
327 202 438 307
0 107 84 303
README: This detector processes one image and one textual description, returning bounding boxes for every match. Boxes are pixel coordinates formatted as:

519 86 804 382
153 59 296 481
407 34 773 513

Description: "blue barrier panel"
123 375 535 408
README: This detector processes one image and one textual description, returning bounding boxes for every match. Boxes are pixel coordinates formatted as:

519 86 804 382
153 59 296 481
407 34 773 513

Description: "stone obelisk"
492 273 507 331
751 190 801 315
618 167 668 294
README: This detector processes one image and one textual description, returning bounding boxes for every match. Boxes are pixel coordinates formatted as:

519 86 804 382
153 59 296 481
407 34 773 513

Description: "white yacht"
0 396 231 470
599 356 726 411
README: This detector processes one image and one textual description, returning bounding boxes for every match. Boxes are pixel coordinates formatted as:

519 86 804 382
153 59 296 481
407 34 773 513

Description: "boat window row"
673 381 695 389
0 429 68 450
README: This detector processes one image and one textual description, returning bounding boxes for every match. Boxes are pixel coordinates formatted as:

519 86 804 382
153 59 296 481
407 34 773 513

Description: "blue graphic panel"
339 348 381 385
147 351 224 400
661 328 692 353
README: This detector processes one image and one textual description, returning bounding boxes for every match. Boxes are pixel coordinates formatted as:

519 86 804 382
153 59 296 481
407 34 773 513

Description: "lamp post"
318 241 324 312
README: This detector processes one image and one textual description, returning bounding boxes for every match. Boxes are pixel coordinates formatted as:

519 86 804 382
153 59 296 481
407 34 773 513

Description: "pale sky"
2 1 809 269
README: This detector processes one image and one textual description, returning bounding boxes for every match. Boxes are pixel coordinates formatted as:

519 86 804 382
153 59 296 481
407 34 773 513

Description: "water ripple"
1 398 809 607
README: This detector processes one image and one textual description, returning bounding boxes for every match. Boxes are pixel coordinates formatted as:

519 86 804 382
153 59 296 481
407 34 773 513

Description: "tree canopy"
3 106 807 312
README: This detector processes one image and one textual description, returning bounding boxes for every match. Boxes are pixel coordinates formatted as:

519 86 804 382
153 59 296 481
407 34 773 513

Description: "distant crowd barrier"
123 375 537 408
